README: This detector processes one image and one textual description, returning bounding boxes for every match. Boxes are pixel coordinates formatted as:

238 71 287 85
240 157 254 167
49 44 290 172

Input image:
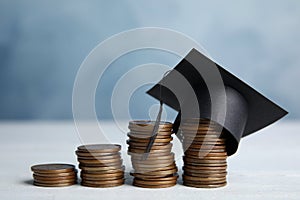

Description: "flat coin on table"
77 144 121 153
31 164 75 174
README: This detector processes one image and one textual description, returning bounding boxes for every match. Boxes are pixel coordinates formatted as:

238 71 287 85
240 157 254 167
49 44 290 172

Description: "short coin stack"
181 118 228 188
75 144 125 187
127 120 178 188
31 164 77 187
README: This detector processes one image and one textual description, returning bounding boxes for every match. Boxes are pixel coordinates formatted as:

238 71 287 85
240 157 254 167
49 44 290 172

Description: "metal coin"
33 174 77 181
133 178 177 186
133 182 176 188
183 165 227 171
33 171 77 177
78 165 124 171
31 164 75 174
77 144 121 153
33 181 76 187
82 178 124 185
183 181 227 188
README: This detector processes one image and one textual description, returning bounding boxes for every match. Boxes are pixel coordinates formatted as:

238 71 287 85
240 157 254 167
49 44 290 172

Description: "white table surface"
0 121 299 200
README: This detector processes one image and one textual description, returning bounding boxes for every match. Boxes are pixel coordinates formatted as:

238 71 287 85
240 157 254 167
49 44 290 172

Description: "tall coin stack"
31 164 77 187
127 121 178 188
181 118 228 188
75 144 125 187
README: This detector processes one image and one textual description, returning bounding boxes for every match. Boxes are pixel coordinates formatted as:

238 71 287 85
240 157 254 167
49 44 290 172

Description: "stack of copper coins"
127 121 178 188
181 118 228 188
31 164 77 187
75 144 125 188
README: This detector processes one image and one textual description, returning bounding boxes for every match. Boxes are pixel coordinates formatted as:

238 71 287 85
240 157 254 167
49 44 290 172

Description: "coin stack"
31 164 77 187
181 118 228 188
127 120 178 188
75 144 125 188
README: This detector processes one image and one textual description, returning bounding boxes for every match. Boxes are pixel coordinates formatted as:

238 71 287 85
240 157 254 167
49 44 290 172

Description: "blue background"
0 0 299 120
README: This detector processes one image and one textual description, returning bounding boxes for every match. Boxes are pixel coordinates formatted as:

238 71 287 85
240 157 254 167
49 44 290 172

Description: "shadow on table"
23 179 34 185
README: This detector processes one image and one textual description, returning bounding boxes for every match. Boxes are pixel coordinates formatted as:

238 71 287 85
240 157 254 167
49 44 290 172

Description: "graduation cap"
146 48 288 156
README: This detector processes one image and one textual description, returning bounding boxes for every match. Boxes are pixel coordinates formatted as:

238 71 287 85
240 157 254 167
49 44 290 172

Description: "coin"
81 182 124 188
132 162 175 169
79 162 123 168
133 182 176 188
135 174 178 181
78 158 122 165
127 140 171 147
81 167 125 174
33 171 77 177
31 164 75 174
78 164 124 171
33 179 77 184
33 181 76 187
127 133 172 140
82 175 124 181
127 137 173 143
75 150 120 157
184 171 227 177
183 165 227 171
129 120 173 128
183 181 227 188
33 174 76 181
77 154 121 160
133 178 177 186
132 166 178 176
82 179 124 185
77 144 121 153
81 171 124 178
127 147 172 154
183 157 226 165
131 153 174 161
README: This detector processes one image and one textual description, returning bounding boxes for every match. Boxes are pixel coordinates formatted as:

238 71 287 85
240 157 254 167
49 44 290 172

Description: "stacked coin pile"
31 164 77 187
75 144 125 187
127 120 178 188
181 118 228 188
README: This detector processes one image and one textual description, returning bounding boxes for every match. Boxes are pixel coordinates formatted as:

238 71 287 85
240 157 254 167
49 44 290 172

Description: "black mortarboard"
147 48 288 156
